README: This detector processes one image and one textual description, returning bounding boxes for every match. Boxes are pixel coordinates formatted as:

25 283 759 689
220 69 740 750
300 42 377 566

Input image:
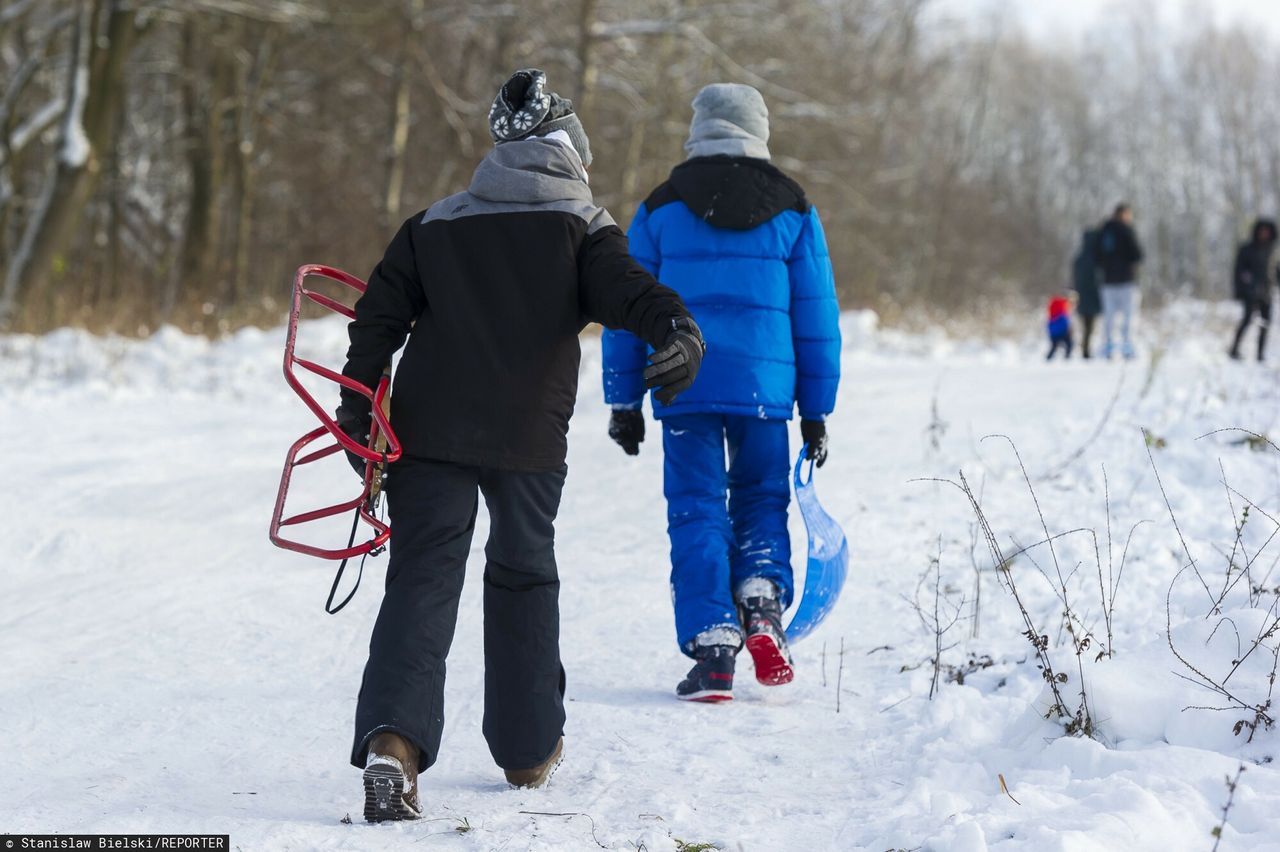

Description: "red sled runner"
268 265 400 611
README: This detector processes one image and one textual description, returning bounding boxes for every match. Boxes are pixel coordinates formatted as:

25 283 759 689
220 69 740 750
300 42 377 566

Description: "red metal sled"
269 264 401 560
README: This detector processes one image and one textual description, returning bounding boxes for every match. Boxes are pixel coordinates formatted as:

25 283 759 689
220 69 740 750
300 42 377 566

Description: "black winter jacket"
1233 219 1278 303
341 137 690 472
1072 228 1102 316
1096 219 1144 285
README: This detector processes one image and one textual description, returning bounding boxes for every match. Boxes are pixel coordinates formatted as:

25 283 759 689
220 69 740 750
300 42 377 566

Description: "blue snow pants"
663 414 793 656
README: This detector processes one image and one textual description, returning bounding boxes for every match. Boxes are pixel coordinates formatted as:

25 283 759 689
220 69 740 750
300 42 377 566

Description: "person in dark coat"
602 83 841 702
1071 228 1102 358
1095 203 1145 359
1230 218 1278 361
335 69 704 821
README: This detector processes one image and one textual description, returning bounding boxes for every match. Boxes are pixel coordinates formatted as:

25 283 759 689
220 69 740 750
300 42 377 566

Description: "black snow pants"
1079 314 1097 359
350 457 567 773
1230 299 1271 361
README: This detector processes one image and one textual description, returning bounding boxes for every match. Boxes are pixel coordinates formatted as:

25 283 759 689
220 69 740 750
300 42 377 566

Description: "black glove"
609 409 645 455
335 405 372 478
801 419 829 468
644 316 706 406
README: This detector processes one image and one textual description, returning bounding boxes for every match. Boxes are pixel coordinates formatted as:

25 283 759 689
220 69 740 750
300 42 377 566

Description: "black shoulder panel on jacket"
642 181 681 213
660 156 809 230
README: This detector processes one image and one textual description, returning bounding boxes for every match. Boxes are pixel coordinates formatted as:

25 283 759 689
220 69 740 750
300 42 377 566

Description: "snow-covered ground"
4 303 1280 851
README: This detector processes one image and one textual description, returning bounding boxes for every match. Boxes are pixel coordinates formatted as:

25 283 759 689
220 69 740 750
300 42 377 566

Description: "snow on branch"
0 8 77 131
59 57 90 168
4 98 66 161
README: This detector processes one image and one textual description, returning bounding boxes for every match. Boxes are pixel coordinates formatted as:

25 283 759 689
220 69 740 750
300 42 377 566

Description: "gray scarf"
469 136 592 205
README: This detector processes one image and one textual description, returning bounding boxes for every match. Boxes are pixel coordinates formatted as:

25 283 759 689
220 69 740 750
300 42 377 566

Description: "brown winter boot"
503 738 564 789
363 731 423 822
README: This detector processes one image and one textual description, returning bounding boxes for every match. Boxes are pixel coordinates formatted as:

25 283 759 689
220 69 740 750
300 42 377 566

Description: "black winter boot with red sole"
739 595 795 685
676 645 737 702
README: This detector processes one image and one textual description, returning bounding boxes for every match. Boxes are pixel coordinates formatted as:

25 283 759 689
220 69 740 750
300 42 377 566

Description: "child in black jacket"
337 69 704 821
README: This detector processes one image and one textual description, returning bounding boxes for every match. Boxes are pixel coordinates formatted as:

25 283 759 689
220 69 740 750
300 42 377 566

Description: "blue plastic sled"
785 446 850 642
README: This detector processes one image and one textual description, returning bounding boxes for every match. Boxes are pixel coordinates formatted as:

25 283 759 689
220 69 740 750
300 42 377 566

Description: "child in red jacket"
1046 293 1075 360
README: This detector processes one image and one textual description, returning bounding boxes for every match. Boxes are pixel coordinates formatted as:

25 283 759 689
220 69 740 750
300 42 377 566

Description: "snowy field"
4 303 1280 851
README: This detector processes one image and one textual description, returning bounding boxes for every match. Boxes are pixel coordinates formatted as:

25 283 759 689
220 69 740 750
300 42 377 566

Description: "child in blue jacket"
602 83 841 701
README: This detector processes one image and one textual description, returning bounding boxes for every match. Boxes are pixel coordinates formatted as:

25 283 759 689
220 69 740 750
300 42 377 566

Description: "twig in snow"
904 537 965 700
997 773 1021 806
1098 468 1114 657
1165 565 1278 741
969 473 987 639
924 376 949 455
1210 765 1246 851
986 435 1096 736
1147 433 1217 612
1109 512 1151 656
1197 428 1280 455
1209 479 1280 612
1041 367 1126 478
1138 345 1165 400
915 473 1073 725
836 636 845 714
519 812 607 849
1221 596 1280 688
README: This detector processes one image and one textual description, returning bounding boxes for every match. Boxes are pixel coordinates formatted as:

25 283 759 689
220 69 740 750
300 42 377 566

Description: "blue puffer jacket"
602 156 841 420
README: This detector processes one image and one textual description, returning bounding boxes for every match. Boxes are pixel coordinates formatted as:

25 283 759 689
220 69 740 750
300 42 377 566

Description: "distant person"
602 83 841 702
1046 292 1075 360
1230 218 1278 362
1071 228 1102 358
1095 203 1144 359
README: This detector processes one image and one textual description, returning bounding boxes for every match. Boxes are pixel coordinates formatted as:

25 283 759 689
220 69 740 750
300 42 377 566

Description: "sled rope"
325 497 384 615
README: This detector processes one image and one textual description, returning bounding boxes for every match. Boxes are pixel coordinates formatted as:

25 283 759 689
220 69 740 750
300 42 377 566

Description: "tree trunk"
575 0 599 117
227 24 275 313
176 15 229 298
0 0 139 327
383 3 417 230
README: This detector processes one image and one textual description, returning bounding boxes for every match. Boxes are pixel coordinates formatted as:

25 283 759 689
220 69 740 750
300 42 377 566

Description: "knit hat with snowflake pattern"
488 69 593 168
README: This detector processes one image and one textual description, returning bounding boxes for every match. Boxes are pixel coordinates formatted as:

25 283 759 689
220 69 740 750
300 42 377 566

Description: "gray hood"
469 136 591 205
684 83 771 161
422 135 614 233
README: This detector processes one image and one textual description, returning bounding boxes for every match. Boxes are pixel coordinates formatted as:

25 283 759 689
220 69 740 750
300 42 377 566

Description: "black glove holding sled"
609 409 645 455
801 419 829 468
645 316 706 406
335 405 372 478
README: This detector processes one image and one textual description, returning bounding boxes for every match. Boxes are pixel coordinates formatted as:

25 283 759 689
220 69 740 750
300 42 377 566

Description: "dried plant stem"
1147 434 1216 611
1210 765 1246 851
836 636 845 714
988 435 1094 735
917 472 1072 721
1042 367 1126 478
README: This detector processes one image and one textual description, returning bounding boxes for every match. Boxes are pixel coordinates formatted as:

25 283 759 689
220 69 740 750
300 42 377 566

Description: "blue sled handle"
785 445 850 643
795 444 816 487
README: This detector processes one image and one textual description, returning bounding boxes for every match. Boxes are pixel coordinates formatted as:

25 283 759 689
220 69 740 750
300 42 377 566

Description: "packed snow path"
4 306 1280 850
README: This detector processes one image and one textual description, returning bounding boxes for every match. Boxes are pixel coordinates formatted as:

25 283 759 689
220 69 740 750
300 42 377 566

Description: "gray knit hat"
489 69 593 167
685 83 771 161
